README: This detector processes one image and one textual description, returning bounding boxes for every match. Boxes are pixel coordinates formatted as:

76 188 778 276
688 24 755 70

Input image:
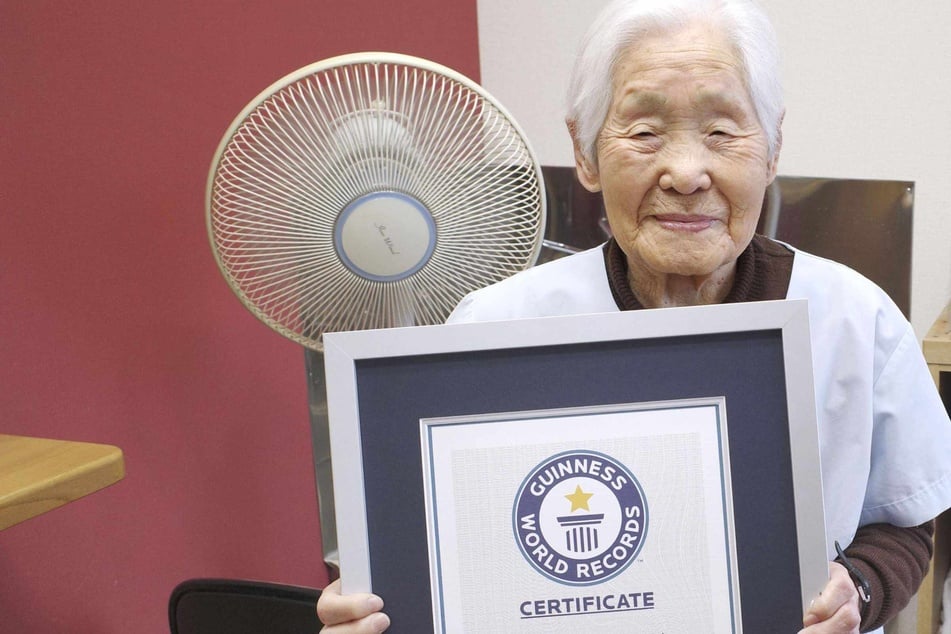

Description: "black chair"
169 578 322 634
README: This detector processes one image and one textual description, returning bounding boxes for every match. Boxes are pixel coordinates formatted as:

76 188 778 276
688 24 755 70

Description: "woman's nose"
658 144 712 194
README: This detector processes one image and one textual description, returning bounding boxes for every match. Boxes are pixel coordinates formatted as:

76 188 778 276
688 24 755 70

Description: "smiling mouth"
652 214 717 233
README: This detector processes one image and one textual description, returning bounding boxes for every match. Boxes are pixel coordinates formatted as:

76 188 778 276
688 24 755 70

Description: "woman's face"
575 22 779 279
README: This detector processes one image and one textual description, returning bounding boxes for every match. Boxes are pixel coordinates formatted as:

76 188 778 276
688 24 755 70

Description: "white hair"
566 0 784 163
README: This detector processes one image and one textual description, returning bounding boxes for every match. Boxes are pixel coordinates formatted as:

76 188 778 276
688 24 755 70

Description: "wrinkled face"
575 22 779 279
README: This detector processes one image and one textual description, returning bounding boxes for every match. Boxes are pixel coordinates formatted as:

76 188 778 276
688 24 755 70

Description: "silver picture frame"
324 298 828 633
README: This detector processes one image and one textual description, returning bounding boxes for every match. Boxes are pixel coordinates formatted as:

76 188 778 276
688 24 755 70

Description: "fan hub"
334 192 436 282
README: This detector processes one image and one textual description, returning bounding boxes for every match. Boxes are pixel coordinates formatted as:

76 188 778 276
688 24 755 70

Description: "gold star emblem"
564 485 594 512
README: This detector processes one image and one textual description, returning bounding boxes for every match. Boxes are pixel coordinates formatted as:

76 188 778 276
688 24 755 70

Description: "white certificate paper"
420 398 741 633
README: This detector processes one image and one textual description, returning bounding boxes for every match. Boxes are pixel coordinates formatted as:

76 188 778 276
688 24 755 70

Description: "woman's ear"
567 119 601 192
767 110 785 183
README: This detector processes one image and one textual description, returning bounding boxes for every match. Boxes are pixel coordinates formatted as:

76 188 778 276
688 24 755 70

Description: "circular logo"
513 450 648 586
334 191 436 282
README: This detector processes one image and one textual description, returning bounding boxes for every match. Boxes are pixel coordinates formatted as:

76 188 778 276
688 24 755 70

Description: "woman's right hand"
317 579 390 633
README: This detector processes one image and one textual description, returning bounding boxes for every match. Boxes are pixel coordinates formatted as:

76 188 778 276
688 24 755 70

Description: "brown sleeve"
838 521 934 632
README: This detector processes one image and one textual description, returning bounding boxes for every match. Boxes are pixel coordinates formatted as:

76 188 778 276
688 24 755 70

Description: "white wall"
477 0 951 339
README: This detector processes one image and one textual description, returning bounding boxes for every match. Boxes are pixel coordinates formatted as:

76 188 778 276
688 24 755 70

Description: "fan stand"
304 347 339 570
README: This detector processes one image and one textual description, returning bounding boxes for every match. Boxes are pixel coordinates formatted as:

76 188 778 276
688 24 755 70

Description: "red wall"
0 2 479 631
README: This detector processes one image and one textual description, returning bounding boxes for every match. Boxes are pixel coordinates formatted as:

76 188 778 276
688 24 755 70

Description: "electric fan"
206 52 547 567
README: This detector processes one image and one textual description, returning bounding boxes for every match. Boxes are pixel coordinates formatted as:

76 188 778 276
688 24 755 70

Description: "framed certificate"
324 299 828 633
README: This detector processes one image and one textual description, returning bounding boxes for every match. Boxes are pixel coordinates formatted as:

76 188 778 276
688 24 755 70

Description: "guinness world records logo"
513 450 648 585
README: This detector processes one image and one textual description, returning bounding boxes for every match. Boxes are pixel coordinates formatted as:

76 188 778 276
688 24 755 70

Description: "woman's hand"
317 579 390 633
799 562 861 633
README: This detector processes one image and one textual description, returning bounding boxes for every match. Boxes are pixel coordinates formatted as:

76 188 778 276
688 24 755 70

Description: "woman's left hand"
799 562 862 633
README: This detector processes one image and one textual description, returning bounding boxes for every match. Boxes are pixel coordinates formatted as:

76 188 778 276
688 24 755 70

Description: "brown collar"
602 235 795 310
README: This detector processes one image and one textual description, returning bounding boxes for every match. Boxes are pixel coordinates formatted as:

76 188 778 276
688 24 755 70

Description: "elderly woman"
318 0 951 632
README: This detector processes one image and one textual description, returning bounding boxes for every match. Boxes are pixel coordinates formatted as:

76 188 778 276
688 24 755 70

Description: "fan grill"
208 55 545 347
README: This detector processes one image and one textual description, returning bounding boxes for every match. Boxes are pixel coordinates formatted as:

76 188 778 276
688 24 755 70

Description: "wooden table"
918 299 951 634
0 434 125 530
